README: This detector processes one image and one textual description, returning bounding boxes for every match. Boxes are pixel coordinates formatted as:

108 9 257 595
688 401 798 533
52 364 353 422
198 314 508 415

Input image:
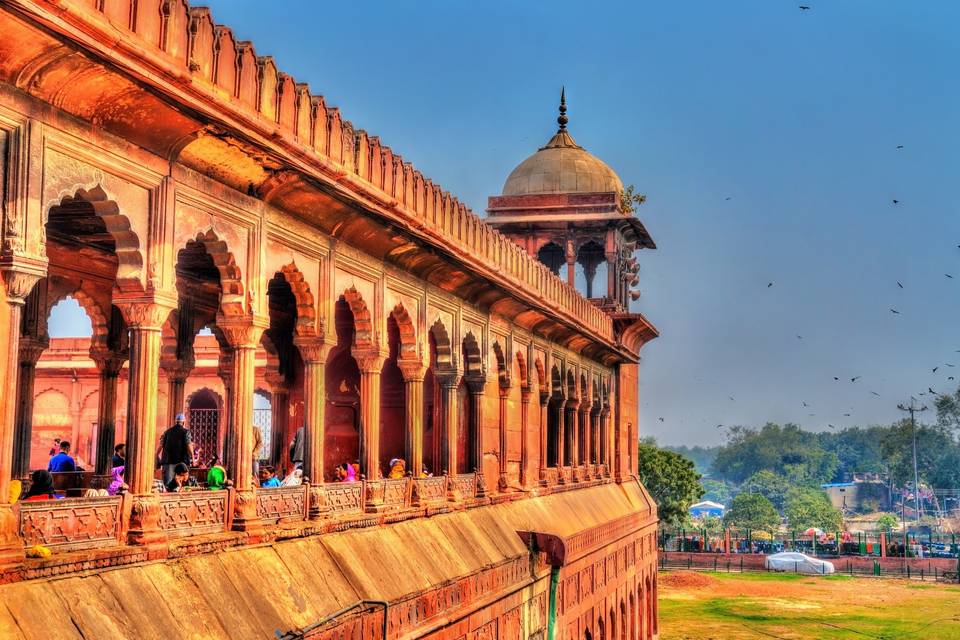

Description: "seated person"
280 468 303 487
112 444 125 468
387 458 406 479
258 466 281 488
23 470 60 501
335 462 357 483
206 457 227 490
107 466 127 496
165 462 190 493
84 476 109 497
48 441 79 472
151 478 166 493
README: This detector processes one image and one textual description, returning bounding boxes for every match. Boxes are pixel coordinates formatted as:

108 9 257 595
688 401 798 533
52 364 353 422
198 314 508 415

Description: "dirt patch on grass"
661 571 716 588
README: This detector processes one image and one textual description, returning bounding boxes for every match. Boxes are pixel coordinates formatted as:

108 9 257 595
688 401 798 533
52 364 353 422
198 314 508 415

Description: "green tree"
712 423 838 485
816 426 888 481
879 420 960 489
784 487 843 531
723 493 780 534
636 443 703 526
663 444 721 476
935 385 960 433
876 513 898 533
740 470 792 511
700 479 731 504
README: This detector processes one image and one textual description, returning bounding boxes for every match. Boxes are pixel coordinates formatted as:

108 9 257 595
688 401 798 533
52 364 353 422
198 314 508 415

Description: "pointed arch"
534 356 546 390
428 318 452 370
277 262 317 336
492 339 509 388
462 331 483 379
45 281 110 345
49 186 144 288
340 286 374 349
516 349 528 389
184 230 246 316
389 302 417 361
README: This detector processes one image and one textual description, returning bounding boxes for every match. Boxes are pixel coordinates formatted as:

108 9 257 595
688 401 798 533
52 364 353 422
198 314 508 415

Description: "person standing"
112 443 125 468
252 424 263 477
289 426 304 470
47 441 78 472
156 413 194 485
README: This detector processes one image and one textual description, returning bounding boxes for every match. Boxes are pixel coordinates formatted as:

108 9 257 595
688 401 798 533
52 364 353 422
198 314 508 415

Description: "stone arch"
276 262 317 337
516 349 528 389
389 303 417 361
536 241 564 275
534 356 546 390
461 331 482 379
47 186 144 288
45 281 110 345
340 286 374 349
428 318 452 370
184 230 246 316
492 339 509 388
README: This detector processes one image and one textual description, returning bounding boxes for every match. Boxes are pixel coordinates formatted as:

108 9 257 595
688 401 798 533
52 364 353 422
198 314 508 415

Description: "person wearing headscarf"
107 466 127 496
206 458 227 490
387 458 406 479
84 476 109 497
23 470 58 501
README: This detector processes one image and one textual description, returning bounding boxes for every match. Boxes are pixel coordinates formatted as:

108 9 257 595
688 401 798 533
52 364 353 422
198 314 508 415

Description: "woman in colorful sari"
387 458 406 479
107 466 127 496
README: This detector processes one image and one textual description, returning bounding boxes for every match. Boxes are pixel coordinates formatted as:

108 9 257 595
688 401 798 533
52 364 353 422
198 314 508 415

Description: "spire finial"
557 86 568 131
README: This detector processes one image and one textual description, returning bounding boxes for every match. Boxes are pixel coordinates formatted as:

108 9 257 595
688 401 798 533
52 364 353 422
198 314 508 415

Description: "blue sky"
50 1 960 445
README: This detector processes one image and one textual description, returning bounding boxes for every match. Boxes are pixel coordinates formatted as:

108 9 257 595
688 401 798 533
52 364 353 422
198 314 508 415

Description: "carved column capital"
397 358 425 383
216 315 267 349
293 336 332 365
115 294 176 330
263 369 289 394
18 336 47 366
1 266 42 306
353 350 385 374
90 347 127 377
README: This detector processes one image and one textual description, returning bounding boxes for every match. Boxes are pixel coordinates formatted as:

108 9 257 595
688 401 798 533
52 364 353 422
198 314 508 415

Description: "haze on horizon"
47 1 960 447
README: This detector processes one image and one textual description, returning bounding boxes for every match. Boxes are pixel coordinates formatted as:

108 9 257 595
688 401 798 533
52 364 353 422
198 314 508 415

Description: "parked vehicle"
764 552 835 575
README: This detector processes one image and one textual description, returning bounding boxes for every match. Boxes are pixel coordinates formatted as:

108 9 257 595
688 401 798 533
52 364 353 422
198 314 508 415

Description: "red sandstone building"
0 2 660 639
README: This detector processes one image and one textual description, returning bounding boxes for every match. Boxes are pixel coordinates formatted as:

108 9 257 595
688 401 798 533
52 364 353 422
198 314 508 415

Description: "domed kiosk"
487 90 656 310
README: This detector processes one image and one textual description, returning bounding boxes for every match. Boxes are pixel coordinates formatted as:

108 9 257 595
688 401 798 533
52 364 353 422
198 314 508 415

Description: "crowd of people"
14 413 436 502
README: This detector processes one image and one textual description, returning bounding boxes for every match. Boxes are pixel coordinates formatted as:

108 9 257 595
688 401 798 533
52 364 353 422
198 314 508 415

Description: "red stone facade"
0 2 660 638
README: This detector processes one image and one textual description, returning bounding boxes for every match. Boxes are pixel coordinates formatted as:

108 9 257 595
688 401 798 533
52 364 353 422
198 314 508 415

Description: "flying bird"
802 401 810 407
843 413 852 417
729 396 736 401
871 391 881 396
947 274 954 279
799 4 811 9
796 334 804 340
892 199 900 205
726 197 732 201
833 377 840 381
897 281 904 289
946 363 955 367
896 145 904 149
767 282 774 288
933 367 939 373
716 424 724 429
890 309 900 314
828 424 836 430
658 417 664 422
851 376 861 382
949 377 955 381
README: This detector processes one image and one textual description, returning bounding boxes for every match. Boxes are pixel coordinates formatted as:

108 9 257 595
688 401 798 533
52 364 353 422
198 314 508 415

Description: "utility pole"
897 399 928 525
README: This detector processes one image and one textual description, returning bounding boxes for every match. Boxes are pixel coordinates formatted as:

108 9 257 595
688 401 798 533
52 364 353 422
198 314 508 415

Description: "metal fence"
659 527 960 559
253 408 271 461
188 408 221 464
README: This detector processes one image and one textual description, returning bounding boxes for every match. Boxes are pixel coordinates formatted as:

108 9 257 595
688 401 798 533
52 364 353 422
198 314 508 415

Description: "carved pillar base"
231 489 265 537
307 483 327 520
445 473 461 503
0 504 24 571
127 493 168 547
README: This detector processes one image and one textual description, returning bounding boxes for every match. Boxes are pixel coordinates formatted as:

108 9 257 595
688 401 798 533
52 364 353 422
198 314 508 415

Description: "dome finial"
557 86 568 132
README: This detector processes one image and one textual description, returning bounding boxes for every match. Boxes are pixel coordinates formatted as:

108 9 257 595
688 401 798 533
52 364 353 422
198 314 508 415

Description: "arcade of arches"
0 2 661 639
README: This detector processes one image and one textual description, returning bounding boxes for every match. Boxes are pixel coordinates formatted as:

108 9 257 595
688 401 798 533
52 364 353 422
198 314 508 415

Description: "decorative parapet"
26 0 614 344
324 482 364 515
256 485 308 523
19 495 122 551
411 476 447 506
451 473 478 500
158 490 229 537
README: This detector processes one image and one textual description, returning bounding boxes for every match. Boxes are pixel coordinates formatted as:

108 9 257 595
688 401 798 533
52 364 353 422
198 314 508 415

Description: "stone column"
591 409 601 466
294 336 329 519
217 352 234 466
264 371 290 469
520 386 531 488
0 269 40 570
601 406 611 475
399 361 425 479
116 296 174 546
219 316 266 533
566 239 576 287
438 373 459 499
553 401 566 480
565 400 579 472
467 380 486 498
162 362 191 433
606 251 617 301
355 352 384 509
580 400 592 475
497 385 509 492
90 348 126 474
12 337 45 478
538 392 549 486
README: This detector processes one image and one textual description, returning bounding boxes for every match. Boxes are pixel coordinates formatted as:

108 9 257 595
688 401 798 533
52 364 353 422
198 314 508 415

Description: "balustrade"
19 496 122 551
256 485 308 523
158 490 229 537
324 482 364 516
412 476 447 506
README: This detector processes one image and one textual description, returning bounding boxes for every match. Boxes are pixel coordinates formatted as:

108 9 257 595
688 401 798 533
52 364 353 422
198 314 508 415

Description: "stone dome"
501 129 624 197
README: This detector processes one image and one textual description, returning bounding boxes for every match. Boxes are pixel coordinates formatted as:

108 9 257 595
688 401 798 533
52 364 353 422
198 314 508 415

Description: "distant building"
689 500 725 518
822 477 891 513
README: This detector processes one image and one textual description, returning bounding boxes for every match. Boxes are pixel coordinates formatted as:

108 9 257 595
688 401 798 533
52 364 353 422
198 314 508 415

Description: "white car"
764 552 835 575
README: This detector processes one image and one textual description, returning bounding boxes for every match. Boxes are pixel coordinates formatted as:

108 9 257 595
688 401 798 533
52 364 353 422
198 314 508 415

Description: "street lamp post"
897 399 928 526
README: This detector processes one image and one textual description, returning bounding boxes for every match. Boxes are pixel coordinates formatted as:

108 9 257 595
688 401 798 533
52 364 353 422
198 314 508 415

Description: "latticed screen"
188 408 221 466
253 408 272 462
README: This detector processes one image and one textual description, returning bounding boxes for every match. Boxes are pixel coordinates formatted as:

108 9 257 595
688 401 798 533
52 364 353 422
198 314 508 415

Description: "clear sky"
49 0 960 446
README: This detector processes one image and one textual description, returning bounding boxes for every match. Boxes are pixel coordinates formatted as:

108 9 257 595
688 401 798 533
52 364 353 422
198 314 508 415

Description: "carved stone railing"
560 467 574 484
542 468 559 486
256 485 308 523
412 476 447 505
381 478 410 509
158 490 229 537
46 1 616 346
18 496 122 551
585 463 596 479
451 473 477 500
324 482 364 516
598 463 608 478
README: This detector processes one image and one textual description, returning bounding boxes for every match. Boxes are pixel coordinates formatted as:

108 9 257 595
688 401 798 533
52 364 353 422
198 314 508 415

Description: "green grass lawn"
659 571 960 639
